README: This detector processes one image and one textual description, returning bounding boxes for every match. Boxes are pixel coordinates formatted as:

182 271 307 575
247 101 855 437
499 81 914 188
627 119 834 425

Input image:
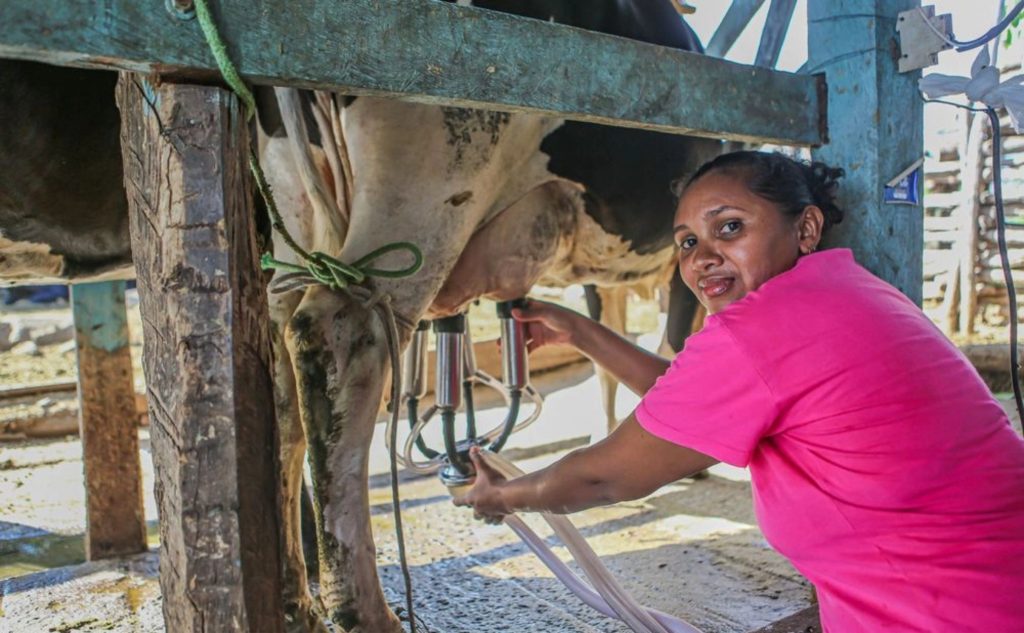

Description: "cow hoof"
328 609 403 633
284 601 330 633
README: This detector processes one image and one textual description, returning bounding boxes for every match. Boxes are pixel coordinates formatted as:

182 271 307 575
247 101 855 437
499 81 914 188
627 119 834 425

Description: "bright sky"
684 1 1020 147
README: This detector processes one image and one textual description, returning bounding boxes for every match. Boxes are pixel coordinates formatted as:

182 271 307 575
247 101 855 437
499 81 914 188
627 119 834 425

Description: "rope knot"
261 241 422 293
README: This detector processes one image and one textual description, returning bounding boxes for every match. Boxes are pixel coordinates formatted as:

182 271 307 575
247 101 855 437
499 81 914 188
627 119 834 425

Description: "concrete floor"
0 301 1018 633
0 353 818 633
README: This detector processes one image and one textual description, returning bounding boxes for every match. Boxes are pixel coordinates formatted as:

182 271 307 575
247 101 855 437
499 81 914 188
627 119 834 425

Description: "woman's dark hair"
674 151 845 232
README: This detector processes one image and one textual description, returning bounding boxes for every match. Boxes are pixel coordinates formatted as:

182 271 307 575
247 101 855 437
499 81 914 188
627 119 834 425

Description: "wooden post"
809 1 925 303
116 75 284 633
958 113 986 334
70 280 147 560
941 261 960 334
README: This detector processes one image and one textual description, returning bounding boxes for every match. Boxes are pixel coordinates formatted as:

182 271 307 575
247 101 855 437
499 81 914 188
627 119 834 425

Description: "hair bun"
804 161 845 229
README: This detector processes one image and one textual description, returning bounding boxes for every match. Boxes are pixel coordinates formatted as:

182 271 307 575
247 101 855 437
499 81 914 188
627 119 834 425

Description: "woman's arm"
514 300 671 396
457 414 717 520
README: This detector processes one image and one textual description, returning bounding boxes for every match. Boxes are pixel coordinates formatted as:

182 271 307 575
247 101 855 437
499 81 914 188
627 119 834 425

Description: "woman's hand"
512 299 583 353
455 418 719 522
454 448 511 525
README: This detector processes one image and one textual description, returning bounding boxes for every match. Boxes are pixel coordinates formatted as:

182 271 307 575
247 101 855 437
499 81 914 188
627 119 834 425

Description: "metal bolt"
166 0 196 20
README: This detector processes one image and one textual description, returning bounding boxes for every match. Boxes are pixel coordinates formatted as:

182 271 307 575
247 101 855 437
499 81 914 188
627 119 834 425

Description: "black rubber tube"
406 397 439 459
442 409 470 474
463 380 477 439
986 107 1024 423
488 390 522 453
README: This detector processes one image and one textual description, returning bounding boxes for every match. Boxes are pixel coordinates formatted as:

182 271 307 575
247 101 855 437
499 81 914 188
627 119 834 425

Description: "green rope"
192 0 423 291
193 0 256 120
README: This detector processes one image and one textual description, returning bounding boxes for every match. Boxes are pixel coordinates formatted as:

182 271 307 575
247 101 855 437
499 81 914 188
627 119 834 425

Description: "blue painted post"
809 1 924 304
70 280 147 559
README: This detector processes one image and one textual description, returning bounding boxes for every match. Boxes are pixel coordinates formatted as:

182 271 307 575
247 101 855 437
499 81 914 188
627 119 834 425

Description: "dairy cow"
0 2 718 630
260 2 718 630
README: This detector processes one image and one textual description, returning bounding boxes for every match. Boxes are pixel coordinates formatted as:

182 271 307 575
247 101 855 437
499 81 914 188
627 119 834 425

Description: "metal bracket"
884 157 925 206
886 157 925 188
896 6 953 73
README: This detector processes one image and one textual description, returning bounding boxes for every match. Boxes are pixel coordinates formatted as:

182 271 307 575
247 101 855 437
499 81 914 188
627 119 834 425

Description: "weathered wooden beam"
0 0 827 146
810 0 924 303
707 0 768 58
755 0 797 68
70 280 147 560
116 75 284 633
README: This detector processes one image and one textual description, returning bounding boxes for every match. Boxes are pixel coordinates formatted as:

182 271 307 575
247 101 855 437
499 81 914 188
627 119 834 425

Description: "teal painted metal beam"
0 0 826 146
707 0 768 58
755 0 797 69
809 1 924 303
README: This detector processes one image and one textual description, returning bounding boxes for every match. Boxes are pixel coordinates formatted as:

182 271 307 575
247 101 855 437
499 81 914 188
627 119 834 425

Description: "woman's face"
673 170 823 314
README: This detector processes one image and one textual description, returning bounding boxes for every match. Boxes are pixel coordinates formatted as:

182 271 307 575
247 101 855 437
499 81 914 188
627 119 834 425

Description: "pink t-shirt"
636 249 1024 632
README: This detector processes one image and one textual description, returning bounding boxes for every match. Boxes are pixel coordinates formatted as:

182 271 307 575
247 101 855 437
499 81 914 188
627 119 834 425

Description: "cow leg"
286 286 406 633
594 285 630 438
258 129 333 632
664 269 700 353
583 284 616 439
270 289 327 633
583 283 603 321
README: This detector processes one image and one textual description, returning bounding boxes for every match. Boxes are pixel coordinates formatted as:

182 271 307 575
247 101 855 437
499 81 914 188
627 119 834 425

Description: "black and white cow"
259 2 719 630
0 2 718 631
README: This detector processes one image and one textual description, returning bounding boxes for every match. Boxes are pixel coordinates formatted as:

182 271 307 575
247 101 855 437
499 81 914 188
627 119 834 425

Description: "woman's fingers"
472 511 505 525
456 448 512 524
512 299 558 323
468 447 503 485
467 446 487 477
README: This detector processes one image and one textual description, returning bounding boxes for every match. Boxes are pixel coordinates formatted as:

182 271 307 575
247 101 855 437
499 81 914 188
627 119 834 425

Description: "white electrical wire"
918 7 958 49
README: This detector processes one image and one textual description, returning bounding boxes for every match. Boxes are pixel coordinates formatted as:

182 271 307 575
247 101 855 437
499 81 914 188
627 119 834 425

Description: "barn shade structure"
0 0 922 631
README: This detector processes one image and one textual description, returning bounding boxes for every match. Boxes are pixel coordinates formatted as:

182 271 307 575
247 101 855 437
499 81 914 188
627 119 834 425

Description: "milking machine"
388 298 544 483
390 299 705 633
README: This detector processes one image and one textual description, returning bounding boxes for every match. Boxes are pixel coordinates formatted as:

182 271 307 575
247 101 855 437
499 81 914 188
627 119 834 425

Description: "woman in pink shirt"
457 151 1024 631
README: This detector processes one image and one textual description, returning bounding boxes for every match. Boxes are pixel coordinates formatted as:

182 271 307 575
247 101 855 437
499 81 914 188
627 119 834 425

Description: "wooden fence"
923 64 1024 333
